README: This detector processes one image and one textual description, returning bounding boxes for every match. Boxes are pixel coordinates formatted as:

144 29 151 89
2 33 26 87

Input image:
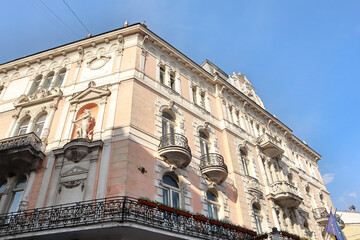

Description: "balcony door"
162 112 175 144
199 131 210 156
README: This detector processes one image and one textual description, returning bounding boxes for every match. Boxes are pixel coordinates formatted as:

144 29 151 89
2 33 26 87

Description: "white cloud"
349 192 357 198
322 173 335 184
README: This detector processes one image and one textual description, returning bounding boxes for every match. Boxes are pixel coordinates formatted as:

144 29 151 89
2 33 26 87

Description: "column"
62 104 77 145
41 103 58 140
46 156 63 206
96 141 111 198
93 96 107 140
264 160 273 184
6 113 19 137
104 84 119 138
19 171 37 211
36 153 55 208
84 150 100 201
26 117 35 134
54 99 70 145
270 162 279 182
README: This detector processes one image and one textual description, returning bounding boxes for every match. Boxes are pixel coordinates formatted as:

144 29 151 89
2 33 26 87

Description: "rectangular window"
160 66 165 84
170 72 175 91
200 92 206 108
192 87 197 104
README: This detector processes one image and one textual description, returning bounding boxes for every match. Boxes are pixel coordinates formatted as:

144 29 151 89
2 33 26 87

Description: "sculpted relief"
73 109 94 139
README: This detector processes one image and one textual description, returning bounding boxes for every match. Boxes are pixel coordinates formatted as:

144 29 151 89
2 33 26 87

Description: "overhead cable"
39 0 80 39
62 0 91 35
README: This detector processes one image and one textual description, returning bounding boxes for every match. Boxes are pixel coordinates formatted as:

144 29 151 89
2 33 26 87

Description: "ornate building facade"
0 23 335 240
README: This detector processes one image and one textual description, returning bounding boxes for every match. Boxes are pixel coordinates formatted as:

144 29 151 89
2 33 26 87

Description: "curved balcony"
244 175 262 194
0 133 45 175
200 153 228 184
257 133 284 158
158 133 192 168
269 181 302 208
313 208 345 229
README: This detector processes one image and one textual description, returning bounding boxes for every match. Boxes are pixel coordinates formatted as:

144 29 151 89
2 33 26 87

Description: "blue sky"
1 0 359 211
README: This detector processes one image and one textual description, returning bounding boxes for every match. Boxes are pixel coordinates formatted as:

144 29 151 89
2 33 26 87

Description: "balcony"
200 153 228 184
313 208 345 229
0 133 45 175
269 181 302 208
158 133 192 168
244 175 262 194
257 133 284 158
0 196 256 240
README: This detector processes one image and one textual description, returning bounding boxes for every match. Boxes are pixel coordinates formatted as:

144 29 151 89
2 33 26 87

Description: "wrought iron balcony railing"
200 153 228 184
200 153 227 171
158 133 191 153
312 207 329 219
0 196 255 240
158 133 192 168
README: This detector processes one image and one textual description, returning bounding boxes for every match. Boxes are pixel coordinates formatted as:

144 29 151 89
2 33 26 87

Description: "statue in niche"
73 109 94 139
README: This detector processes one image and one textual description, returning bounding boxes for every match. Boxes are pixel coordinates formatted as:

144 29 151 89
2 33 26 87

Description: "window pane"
163 175 178 188
212 205 219 220
8 191 24 212
172 191 179 208
163 188 169 206
206 191 217 202
58 71 66 86
35 123 44 137
15 179 26 189
208 203 213 218
0 182 6 193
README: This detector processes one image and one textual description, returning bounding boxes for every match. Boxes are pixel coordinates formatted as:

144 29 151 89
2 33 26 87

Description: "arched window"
34 114 47 137
162 112 175 136
17 117 30 135
54 68 66 87
159 65 165 84
43 72 54 90
207 190 219 219
241 149 250 176
170 72 176 90
199 131 210 156
8 178 26 212
252 203 263 233
28 75 42 95
162 174 180 208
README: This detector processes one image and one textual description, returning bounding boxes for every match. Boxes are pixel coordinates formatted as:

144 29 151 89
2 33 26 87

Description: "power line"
39 0 80 39
62 0 91 35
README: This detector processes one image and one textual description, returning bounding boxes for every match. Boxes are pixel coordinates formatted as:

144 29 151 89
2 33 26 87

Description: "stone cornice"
0 22 322 161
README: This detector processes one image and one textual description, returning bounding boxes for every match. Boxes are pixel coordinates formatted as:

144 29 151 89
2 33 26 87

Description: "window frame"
161 174 181 208
206 190 220 220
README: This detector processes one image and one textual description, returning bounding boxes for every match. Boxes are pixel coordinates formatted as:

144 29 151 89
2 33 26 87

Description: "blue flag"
326 210 344 240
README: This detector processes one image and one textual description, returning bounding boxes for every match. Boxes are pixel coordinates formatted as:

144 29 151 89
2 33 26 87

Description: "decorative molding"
87 55 111 70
